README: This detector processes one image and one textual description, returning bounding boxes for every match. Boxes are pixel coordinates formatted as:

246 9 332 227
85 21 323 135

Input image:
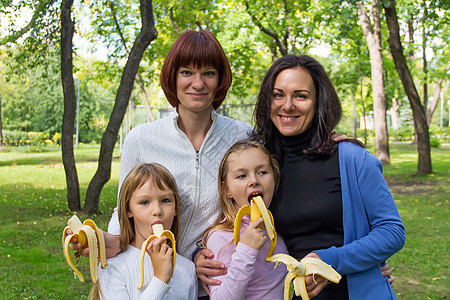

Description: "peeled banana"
62 215 108 283
138 223 176 289
266 253 341 300
234 196 277 259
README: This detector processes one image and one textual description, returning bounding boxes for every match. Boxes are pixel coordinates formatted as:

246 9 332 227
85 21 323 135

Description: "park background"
0 0 448 299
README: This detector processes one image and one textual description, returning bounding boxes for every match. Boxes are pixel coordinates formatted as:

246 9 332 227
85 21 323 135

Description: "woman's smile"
270 67 316 136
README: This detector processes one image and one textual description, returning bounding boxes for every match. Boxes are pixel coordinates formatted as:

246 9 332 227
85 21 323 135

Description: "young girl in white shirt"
200 140 288 300
97 163 197 299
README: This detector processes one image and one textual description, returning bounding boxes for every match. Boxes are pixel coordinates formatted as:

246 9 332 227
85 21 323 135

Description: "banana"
234 196 277 259
266 253 341 300
138 223 176 289
62 215 108 283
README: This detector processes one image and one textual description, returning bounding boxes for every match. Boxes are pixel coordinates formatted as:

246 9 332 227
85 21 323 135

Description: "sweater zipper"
178 113 218 252
195 152 200 169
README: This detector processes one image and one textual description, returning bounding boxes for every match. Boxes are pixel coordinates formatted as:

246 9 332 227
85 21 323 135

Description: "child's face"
224 147 275 209
127 179 176 248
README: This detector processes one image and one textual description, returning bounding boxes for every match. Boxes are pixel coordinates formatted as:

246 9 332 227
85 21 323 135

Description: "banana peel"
234 196 277 259
62 215 108 283
266 253 341 300
138 223 176 289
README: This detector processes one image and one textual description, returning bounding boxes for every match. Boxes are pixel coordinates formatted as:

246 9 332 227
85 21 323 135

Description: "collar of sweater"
280 124 316 155
172 109 217 127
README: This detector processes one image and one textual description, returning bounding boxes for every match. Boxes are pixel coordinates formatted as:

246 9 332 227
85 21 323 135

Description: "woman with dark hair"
253 55 405 299
196 55 403 300
253 54 345 160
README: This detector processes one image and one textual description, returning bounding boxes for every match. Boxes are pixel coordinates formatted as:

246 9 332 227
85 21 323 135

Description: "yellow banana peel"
266 253 341 300
138 223 176 289
62 215 108 283
234 196 277 259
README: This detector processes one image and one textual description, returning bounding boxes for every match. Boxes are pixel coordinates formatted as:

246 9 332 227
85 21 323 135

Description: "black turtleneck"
270 126 348 298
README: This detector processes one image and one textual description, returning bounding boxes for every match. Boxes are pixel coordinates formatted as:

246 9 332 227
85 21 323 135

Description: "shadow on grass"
0 155 62 167
0 183 118 221
0 147 121 167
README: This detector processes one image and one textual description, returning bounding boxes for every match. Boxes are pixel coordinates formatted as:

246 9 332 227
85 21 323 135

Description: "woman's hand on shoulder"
194 248 227 294
331 131 348 142
147 236 173 284
240 218 267 251
303 253 328 298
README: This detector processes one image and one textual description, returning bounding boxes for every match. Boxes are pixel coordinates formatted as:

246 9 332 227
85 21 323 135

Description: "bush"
52 132 61 145
2 130 53 150
429 136 441 148
3 130 29 146
429 125 450 144
389 126 415 142
28 131 50 152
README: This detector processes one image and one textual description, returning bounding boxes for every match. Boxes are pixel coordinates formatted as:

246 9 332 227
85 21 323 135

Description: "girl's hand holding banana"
240 217 267 251
62 215 108 283
69 230 121 259
146 236 174 284
138 223 176 289
234 196 277 259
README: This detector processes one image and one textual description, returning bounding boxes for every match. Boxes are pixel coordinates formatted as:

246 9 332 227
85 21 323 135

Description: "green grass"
382 144 449 299
0 144 448 299
0 147 120 298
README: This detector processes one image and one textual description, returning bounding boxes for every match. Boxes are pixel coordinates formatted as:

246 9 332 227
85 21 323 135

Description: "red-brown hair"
160 30 232 110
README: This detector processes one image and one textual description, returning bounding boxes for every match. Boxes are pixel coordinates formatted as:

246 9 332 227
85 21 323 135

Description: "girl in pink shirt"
200 140 287 300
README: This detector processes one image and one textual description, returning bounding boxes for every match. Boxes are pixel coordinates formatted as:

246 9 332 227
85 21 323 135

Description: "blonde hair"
118 163 181 252
200 140 279 248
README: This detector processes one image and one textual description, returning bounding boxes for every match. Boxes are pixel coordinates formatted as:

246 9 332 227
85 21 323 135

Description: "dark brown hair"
160 30 232 110
252 55 361 160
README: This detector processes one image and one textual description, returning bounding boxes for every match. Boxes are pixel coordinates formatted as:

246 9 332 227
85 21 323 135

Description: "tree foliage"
0 46 117 142
1 0 448 210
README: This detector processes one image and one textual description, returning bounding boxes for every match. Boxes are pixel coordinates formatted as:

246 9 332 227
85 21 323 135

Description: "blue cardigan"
315 142 405 300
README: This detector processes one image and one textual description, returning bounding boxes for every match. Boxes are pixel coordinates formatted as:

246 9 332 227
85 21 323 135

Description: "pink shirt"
206 215 287 300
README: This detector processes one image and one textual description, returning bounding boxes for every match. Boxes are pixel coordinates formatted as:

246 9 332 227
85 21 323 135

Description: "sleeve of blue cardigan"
315 148 405 275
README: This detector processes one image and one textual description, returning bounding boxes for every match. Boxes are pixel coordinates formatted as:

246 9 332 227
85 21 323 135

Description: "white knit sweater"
98 246 197 299
108 111 252 258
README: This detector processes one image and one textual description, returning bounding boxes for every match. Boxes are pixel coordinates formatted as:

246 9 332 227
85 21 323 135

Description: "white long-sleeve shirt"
108 111 252 258
98 246 197 299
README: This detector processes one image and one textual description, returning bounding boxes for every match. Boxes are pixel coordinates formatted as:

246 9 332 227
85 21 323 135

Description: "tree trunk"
128 98 133 132
109 0 155 122
352 90 357 139
422 3 428 115
360 65 368 147
0 92 3 148
422 55 428 114
407 13 414 61
61 0 81 211
283 0 295 55
245 1 288 56
427 78 445 126
383 0 432 175
169 7 181 35
358 0 390 165
84 0 157 214
390 97 400 130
